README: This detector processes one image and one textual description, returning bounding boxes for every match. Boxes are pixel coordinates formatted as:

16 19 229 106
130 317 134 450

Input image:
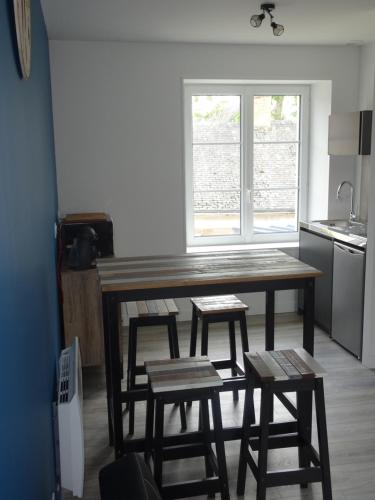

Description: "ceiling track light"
250 3 285 36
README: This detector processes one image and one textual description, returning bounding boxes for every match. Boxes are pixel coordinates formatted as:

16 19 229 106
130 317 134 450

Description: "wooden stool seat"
237 348 332 500
125 299 186 435
126 299 178 318
145 357 230 500
146 356 222 393
189 295 249 402
191 294 248 315
246 348 325 382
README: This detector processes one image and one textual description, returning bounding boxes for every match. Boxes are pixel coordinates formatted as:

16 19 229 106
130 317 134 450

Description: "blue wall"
0 1 60 498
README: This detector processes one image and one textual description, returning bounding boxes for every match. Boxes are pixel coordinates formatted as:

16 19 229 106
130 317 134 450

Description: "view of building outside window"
253 95 300 234
191 94 300 238
192 95 241 237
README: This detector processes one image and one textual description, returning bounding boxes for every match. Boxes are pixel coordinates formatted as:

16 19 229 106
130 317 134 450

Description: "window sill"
187 241 299 253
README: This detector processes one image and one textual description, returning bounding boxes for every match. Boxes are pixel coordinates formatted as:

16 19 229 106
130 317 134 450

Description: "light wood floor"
63 313 375 499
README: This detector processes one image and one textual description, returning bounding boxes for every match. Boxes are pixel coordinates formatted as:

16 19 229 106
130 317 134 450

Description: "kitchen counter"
300 220 367 249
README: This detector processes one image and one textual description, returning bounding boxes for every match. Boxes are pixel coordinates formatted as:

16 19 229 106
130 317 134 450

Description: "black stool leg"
167 317 179 411
154 398 165 490
297 389 312 488
211 391 230 500
167 317 176 359
201 318 209 356
125 321 133 410
168 318 187 431
145 383 154 464
128 319 138 435
228 320 239 401
190 305 198 357
187 306 199 408
237 378 256 495
239 311 250 352
257 384 272 500
315 378 333 500
200 398 214 494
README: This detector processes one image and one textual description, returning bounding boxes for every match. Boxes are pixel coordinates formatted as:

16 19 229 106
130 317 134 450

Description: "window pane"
253 189 298 234
254 95 300 142
194 190 241 237
192 95 241 238
253 143 298 190
192 95 240 143
193 144 240 191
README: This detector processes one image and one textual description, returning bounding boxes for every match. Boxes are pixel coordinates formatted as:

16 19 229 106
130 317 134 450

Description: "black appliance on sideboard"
58 212 114 266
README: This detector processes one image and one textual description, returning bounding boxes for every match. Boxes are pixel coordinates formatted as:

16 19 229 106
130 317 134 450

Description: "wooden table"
97 249 322 458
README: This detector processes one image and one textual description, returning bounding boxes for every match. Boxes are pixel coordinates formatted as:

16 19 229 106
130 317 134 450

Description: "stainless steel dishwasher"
332 242 365 358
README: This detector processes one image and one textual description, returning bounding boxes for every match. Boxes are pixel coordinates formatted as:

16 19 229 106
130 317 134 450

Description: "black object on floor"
99 453 162 500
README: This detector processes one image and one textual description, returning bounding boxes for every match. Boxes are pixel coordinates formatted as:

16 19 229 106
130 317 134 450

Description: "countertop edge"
300 221 367 250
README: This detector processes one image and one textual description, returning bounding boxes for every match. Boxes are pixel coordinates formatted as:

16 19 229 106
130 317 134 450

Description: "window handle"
246 189 252 204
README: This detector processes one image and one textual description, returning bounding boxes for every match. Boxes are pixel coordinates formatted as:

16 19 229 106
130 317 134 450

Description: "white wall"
358 42 375 367
49 41 360 317
50 41 360 254
308 81 331 221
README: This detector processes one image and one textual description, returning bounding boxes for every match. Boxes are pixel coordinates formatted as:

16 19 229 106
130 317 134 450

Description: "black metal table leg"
107 295 125 458
229 320 239 401
303 278 315 356
128 319 137 435
102 294 114 446
265 290 275 351
265 290 275 421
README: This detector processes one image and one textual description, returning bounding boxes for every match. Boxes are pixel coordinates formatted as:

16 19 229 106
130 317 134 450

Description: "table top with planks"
97 249 322 294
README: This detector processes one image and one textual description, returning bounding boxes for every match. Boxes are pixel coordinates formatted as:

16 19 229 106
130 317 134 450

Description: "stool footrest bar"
265 467 322 487
249 432 299 451
162 478 221 499
162 443 209 461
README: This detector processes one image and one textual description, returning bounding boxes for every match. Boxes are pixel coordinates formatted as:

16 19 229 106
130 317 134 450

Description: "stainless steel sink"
313 219 367 237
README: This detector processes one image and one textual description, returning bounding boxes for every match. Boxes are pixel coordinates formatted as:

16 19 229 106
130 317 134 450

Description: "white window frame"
184 83 310 247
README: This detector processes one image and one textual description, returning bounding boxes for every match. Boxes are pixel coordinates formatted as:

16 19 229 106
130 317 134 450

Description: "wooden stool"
125 299 186 435
237 348 332 500
145 356 230 500
190 295 249 401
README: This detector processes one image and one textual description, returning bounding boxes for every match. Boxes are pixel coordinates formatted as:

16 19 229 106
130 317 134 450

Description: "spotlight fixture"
250 3 285 36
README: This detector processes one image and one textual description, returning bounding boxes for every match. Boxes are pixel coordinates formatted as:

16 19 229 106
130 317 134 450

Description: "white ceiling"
41 0 375 46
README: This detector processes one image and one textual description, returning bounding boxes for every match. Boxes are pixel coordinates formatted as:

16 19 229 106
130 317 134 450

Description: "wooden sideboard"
61 266 104 366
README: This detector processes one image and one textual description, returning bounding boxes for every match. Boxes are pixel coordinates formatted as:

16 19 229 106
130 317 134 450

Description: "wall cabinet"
299 228 334 334
328 110 372 156
61 267 104 366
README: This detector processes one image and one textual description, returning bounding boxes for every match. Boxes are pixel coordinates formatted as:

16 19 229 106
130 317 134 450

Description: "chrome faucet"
336 181 356 222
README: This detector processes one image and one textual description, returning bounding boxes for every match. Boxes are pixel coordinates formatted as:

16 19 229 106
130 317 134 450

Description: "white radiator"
58 337 85 497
